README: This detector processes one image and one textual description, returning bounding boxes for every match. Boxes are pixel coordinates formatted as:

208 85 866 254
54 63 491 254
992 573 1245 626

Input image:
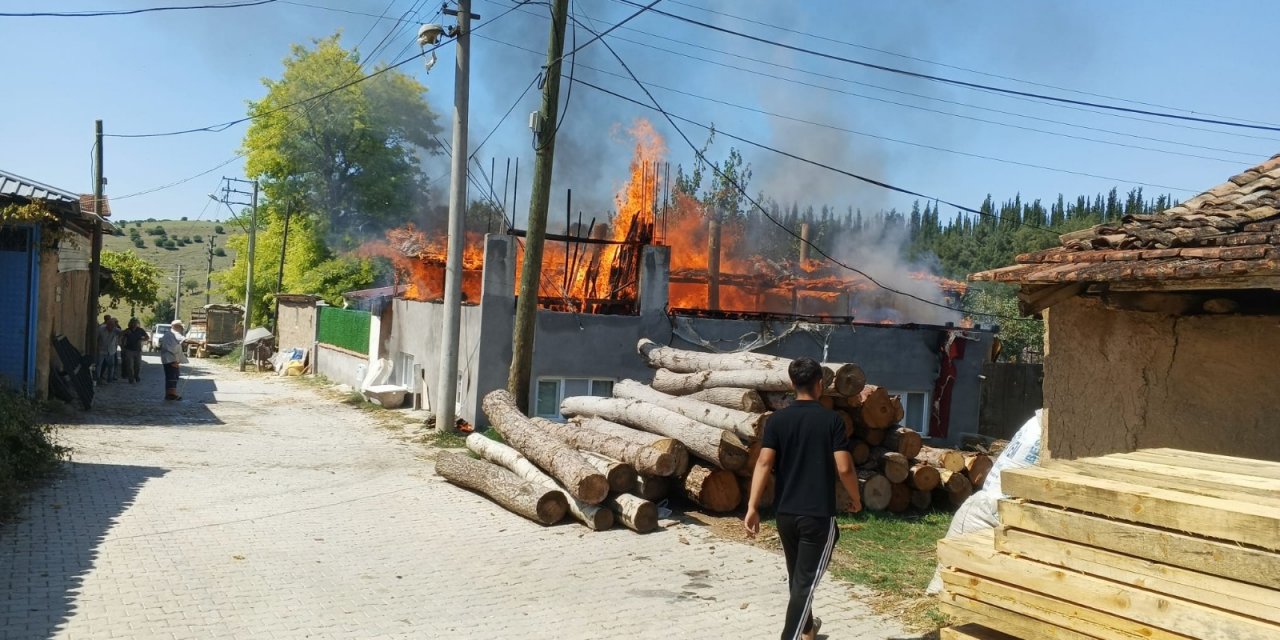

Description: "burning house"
310 122 995 444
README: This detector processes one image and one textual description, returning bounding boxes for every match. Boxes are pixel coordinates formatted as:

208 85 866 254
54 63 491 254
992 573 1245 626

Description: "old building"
972 154 1280 461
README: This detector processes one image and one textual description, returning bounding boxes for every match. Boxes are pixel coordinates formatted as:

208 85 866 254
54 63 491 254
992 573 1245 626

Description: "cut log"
963 452 994 490
919 445 965 472
435 452 567 525
891 395 905 424
872 447 910 483
465 433 611 531
637 338 788 372
824 362 866 397
857 470 892 511
634 474 673 501
613 379 767 442
818 395 835 410
688 387 766 413
910 488 932 510
737 473 775 508
887 481 911 513
761 391 794 411
837 409 854 438
850 440 871 466
606 493 658 533
853 420 886 446
857 385 895 429
736 440 763 479
652 368 797 394
684 464 741 512
938 468 973 506
572 416 689 477
580 452 637 494
560 396 748 471
483 390 609 504
527 416 675 477
908 463 941 492
883 426 923 459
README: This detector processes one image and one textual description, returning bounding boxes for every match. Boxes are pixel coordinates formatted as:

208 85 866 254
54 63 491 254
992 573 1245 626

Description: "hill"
103 218 244 317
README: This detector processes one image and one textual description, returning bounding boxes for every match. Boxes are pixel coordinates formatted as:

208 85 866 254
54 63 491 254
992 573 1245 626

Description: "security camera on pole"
427 0 479 434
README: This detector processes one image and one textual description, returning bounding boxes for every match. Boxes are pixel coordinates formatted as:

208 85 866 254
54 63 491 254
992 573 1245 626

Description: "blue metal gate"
0 225 39 393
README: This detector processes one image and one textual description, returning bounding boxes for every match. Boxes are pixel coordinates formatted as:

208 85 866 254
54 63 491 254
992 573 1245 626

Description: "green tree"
214 225 225 234
100 250 162 316
214 247 226 257
146 296 175 327
242 34 442 244
963 284 1044 362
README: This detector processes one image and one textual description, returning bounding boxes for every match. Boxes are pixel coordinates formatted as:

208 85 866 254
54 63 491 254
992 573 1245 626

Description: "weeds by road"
0 390 69 523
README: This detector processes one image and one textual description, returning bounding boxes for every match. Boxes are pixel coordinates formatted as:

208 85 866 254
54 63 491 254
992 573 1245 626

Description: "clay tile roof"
971 154 1280 286
80 194 111 217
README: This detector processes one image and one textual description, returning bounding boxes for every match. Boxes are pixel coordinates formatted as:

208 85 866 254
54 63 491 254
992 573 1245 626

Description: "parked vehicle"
151 323 172 351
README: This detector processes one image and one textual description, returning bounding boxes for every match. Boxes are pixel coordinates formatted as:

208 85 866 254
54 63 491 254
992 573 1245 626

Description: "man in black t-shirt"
745 357 862 640
119 318 149 384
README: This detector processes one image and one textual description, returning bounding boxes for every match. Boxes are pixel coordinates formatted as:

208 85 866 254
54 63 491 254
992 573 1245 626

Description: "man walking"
96 315 121 383
120 318 149 383
159 319 187 401
745 357 862 640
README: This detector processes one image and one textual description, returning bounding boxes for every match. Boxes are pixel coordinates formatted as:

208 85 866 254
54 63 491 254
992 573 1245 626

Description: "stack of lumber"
936 449 1280 640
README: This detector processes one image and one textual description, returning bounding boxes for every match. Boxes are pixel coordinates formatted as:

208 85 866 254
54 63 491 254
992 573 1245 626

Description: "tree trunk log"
908 463 941 492
918 446 965 472
855 470 892 511
465 433 612 531
634 474 673 501
853 420 887 446
651 368 803 394
561 396 748 471
435 451 567 525
936 469 973 507
684 464 741 512
963 452 994 490
688 387 766 413
910 488 933 510
761 391 794 411
607 493 658 533
837 409 855 439
736 440 763 479
637 338 789 372
580 451 637 494
857 385 895 429
873 448 910 484
483 390 609 504
891 395 905 424
824 362 866 397
528 417 675 477
851 440 871 466
882 427 923 459
737 473 775 508
613 379 766 442
572 417 689 477
887 481 911 513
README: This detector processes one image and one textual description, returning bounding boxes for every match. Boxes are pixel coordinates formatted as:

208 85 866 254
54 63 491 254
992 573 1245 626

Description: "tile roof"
972 154 1280 286
79 194 111 217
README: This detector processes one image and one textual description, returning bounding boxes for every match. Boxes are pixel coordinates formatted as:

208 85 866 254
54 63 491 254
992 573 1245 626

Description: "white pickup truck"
150 323 172 351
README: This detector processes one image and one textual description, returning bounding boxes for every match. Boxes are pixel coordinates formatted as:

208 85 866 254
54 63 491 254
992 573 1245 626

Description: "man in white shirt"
159 319 187 401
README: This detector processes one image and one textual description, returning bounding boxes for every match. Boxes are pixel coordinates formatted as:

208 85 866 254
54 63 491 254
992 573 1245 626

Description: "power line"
113 156 244 200
612 0 1280 133
548 0 661 64
654 0 1277 127
469 73 540 160
0 0 277 17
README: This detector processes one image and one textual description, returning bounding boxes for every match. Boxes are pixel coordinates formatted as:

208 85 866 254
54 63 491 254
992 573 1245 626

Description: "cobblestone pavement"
2 357 905 639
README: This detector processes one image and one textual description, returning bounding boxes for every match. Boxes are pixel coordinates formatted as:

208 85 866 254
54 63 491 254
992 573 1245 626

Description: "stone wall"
1044 296 1280 461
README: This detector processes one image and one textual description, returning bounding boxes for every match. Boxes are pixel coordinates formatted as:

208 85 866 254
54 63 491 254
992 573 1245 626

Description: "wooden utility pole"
508 0 569 413
86 119 105 361
174 264 183 322
239 180 258 372
205 234 215 306
273 203 292 335
707 207 722 311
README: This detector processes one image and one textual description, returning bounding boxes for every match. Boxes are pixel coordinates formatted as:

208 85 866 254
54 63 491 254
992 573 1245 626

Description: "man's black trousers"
776 513 839 640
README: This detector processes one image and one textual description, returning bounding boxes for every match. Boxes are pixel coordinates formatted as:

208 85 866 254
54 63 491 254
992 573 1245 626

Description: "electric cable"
0 0 277 17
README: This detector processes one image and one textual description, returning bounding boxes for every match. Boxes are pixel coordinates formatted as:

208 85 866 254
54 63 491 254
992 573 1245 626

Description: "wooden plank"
1119 450 1280 481
1083 454 1280 495
999 500 1280 590
940 623 1023 640
1001 465 1280 550
1052 460 1280 508
995 527 1280 624
942 569 1192 640
939 593 1099 640
938 532 1280 640
1106 275 1280 292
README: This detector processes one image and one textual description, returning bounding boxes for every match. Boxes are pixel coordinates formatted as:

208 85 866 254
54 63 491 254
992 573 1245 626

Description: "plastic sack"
984 410 1043 496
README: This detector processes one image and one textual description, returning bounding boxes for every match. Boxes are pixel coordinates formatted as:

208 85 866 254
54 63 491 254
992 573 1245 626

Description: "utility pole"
174 264 183 322
240 180 258 372
435 0 477 433
273 203 292 336
507 0 569 413
205 234 215 306
86 119 105 364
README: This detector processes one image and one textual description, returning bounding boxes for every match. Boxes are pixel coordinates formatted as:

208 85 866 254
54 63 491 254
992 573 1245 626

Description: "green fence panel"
317 306 370 355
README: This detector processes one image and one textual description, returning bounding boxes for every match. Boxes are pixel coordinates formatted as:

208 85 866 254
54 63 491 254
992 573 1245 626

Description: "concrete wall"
277 300 317 352
384 297 483 421
314 344 366 389
1044 296 1280 461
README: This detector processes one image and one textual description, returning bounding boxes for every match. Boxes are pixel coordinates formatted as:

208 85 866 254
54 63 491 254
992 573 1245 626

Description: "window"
535 377 615 419
396 352 416 390
890 390 932 435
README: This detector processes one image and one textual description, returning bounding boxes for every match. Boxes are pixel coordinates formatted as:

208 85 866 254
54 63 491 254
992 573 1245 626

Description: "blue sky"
2 0 1278 223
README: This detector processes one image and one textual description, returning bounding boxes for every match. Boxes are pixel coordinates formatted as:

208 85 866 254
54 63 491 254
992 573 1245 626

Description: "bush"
147 226 166 236
214 225 225 234
213 247 227 257
193 235 203 243
153 237 166 247
181 216 188 221
133 238 146 248
181 236 191 243
0 388 67 522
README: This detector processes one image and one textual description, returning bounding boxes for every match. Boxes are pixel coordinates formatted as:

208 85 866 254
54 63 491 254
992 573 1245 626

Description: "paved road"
2 356 903 639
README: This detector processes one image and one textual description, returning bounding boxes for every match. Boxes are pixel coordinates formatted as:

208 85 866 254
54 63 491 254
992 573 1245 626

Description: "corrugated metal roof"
0 169 79 207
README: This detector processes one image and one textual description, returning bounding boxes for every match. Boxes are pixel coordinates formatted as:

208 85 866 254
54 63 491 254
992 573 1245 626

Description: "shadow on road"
0 461 168 640
63 356 224 427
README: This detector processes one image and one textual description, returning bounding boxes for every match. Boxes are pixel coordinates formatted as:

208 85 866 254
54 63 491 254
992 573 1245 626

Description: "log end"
717 431 751 472
535 491 570 525
588 505 615 531
629 500 659 533
575 473 611 506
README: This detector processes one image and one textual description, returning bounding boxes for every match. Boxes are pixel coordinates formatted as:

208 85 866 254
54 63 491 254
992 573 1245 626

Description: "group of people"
95 315 188 401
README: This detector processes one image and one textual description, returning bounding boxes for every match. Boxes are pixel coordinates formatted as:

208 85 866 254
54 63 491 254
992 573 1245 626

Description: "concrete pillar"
639 245 670 319
472 234 518 427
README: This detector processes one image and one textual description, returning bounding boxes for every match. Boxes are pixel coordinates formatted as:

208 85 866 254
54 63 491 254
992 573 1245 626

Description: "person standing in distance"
159 319 187 401
744 356 862 640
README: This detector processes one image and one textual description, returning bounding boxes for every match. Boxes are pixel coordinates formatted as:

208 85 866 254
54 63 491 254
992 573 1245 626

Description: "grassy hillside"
103 218 244 317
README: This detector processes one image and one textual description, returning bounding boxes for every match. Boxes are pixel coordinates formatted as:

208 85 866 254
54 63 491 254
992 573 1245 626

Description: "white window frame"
535 377 615 420
889 389 932 436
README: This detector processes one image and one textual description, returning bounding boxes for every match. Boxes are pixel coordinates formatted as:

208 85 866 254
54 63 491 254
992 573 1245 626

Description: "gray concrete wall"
385 297 483 423
314 344 366 389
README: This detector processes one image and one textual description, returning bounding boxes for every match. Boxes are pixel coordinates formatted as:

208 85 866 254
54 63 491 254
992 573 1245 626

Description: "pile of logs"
435 339 992 532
